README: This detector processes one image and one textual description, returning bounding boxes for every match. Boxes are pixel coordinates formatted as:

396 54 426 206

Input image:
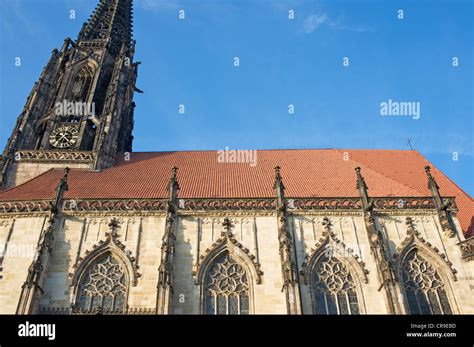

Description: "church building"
0 0 472 315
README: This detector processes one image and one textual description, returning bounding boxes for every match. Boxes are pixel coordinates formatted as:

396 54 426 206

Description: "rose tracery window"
77 255 127 311
311 254 360 315
402 251 452 314
204 253 250 315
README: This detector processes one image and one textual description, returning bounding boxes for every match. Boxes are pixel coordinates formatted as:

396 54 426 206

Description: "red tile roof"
0 149 472 236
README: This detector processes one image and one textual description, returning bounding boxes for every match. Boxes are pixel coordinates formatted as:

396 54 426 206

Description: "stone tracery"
311 254 360 315
204 253 250 315
77 254 127 311
401 251 452 314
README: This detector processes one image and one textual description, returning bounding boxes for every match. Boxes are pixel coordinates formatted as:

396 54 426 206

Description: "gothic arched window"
401 251 452 314
204 253 250 315
70 65 94 102
77 254 128 311
311 254 360 315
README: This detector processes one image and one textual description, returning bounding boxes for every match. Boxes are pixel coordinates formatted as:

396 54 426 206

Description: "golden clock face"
49 125 79 149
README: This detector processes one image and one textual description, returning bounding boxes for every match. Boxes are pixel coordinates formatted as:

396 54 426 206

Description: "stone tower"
0 0 140 189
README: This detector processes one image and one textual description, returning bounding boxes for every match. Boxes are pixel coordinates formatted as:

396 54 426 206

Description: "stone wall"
5 161 92 188
0 210 472 314
0 217 46 313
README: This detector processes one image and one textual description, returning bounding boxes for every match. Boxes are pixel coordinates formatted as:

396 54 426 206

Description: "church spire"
78 0 134 51
0 0 140 189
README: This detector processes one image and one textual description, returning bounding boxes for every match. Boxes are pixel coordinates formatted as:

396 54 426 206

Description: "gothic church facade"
0 0 472 315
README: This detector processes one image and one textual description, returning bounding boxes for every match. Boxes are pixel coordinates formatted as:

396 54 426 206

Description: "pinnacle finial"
168 166 180 201
273 166 283 185
53 167 69 209
274 165 281 177
273 166 285 202
222 218 232 233
78 0 134 50
405 217 417 235
355 166 367 189
424 165 443 208
355 166 372 211
322 217 332 233
425 165 438 187
60 167 69 189
108 218 120 238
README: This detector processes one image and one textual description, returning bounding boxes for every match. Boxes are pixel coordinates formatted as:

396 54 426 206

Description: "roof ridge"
424 159 473 201
336 149 426 196
118 148 418 154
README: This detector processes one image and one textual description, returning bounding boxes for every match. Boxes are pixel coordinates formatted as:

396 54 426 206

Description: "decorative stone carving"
273 166 302 314
301 217 369 285
401 251 453 314
180 199 276 211
204 254 250 315
0 201 51 214
1 196 454 216
76 255 127 311
14 150 96 162
0 219 12 227
371 197 439 210
193 218 263 285
424 166 457 238
290 198 362 210
394 217 457 280
38 306 156 315
64 199 167 212
156 167 180 314
199 216 251 225
458 237 474 261
309 254 361 314
71 218 140 287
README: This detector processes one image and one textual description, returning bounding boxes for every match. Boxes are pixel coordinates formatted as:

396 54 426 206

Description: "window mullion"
226 295 229 315
435 290 444 314
214 295 217 315
323 292 329 315
346 292 351 315
237 295 241 315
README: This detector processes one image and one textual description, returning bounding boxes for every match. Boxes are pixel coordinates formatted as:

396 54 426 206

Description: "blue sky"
0 0 473 195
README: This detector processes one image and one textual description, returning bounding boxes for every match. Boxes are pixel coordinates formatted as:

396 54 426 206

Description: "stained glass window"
311 254 360 315
204 253 250 315
77 255 127 311
402 251 452 314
